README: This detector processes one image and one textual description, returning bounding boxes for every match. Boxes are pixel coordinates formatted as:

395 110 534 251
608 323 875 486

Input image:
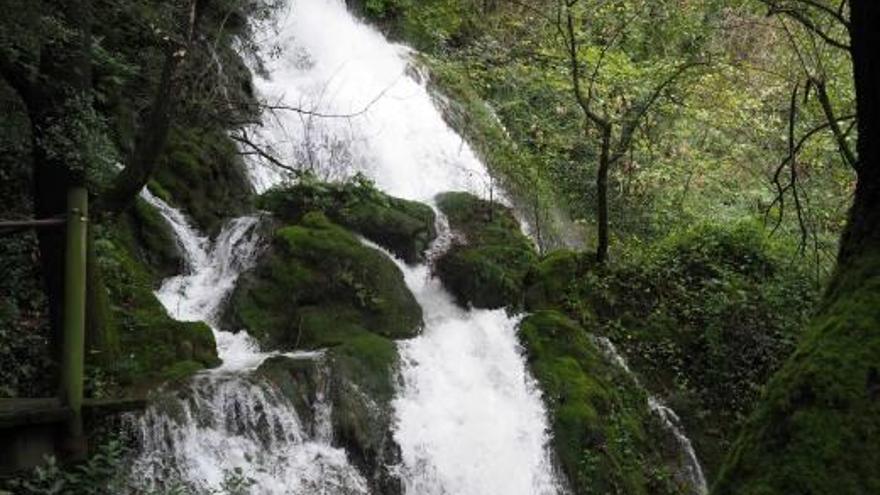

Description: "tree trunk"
712 2 880 493
839 0 880 264
596 126 611 264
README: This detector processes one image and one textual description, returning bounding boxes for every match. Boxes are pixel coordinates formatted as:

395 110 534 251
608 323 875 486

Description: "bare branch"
229 130 301 175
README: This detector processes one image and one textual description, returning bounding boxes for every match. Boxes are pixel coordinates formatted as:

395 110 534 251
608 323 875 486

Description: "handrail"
0 218 66 230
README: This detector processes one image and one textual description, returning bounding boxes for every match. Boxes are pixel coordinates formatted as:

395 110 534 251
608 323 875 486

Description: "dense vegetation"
2 0 878 494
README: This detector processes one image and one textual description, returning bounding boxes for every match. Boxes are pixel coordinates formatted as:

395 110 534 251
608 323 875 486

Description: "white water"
132 188 369 494
592 336 709 495
123 0 720 493
249 0 561 491
249 0 493 200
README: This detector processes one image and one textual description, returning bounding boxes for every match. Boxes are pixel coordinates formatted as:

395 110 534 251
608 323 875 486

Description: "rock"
95 219 220 391
523 249 586 311
153 126 254 235
519 311 681 495
434 191 536 309
259 176 436 264
225 212 423 350
327 333 403 495
255 336 403 495
255 355 325 434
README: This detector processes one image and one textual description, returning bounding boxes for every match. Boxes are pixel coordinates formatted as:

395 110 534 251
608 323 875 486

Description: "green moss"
519 311 680 495
226 212 422 350
712 253 880 495
118 198 183 280
524 249 587 311
434 192 536 308
93 218 219 392
153 125 253 234
327 332 402 493
259 176 436 263
523 221 817 479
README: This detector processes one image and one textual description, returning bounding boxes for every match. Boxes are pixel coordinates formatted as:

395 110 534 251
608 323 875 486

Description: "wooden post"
60 186 88 458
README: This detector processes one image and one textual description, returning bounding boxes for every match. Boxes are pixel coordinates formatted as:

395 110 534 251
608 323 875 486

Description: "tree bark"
596 126 611 263
839 0 880 264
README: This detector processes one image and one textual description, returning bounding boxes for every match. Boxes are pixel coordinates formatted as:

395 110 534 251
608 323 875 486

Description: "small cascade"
361 235 561 495
128 188 367 493
592 336 709 495
130 371 367 495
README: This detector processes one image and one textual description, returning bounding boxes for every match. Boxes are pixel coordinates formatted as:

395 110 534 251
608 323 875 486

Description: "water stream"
127 0 704 493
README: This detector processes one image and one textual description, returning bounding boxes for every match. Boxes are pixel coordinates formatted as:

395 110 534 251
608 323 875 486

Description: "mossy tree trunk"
712 2 880 494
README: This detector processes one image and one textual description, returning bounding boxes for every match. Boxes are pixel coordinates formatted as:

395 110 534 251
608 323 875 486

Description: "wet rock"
259 177 436 264
225 212 423 350
434 191 536 309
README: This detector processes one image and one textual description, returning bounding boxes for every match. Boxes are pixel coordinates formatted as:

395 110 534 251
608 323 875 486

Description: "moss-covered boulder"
259 176 436 264
153 126 253 235
519 311 683 495
93 219 220 393
255 355 326 434
327 333 402 495
524 249 587 311
434 191 536 309
118 198 184 281
226 212 422 350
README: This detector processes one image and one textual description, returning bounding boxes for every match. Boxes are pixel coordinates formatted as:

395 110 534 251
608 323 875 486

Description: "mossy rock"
519 311 682 495
255 355 325 434
712 253 880 495
226 212 422 350
259 177 436 263
327 332 403 495
93 219 219 392
118 197 184 281
153 125 253 235
434 191 536 309
524 249 587 311
256 334 403 494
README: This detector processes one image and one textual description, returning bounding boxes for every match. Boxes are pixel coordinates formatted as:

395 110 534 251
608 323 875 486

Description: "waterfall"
131 188 369 494
252 1 561 492
592 336 709 495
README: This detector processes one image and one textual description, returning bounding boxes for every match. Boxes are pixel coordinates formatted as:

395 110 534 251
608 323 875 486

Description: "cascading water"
592 336 709 495
250 1 561 492
128 0 705 493
131 189 369 494
128 0 561 492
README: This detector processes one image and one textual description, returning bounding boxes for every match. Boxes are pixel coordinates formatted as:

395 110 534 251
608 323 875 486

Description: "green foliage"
519 311 681 495
259 174 436 263
712 252 880 495
525 221 817 476
0 82 52 398
2 439 129 495
434 192 536 308
226 211 422 350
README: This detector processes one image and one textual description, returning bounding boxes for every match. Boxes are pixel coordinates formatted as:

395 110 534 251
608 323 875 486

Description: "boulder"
434 191 536 309
226 212 423 350
259 177 436 264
